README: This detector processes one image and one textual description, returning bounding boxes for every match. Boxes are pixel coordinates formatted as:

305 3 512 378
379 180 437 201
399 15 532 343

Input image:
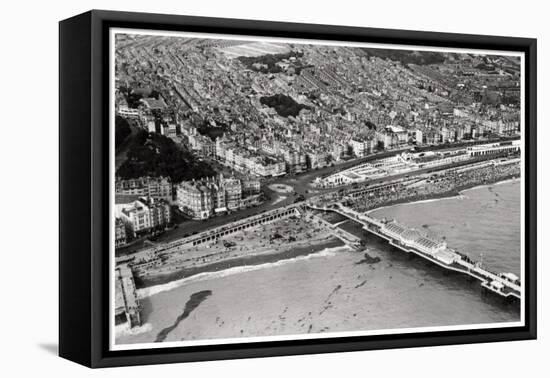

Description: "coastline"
366 177 521 277
366 174 519 215
117 177 521 345
133 176 519 294
119 222 520 345
135 237 346 291
136 244 352 300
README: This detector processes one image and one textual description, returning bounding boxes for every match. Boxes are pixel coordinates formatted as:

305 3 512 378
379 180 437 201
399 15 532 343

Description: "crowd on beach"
350 160 520 212
138 216 334 275
132 158 520 284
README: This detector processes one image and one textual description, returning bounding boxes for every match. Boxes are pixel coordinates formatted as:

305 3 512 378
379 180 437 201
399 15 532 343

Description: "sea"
116 179 521 346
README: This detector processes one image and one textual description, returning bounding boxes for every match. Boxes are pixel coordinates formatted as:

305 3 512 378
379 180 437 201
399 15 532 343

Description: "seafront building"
349 138 375 158
315 141 519 188
176 174 261 219
242 178 262 196
281 148 307 174
115 176 173 202
116 197 172 238
224 177 243 210
216 143 287 177
177 182 215 220
467 139 521 157
375 126 408 150
381 221 455 263
115 218 127 247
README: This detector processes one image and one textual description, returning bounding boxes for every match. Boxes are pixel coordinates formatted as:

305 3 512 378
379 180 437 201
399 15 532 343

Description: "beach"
133 215 344 288
116 179 520 346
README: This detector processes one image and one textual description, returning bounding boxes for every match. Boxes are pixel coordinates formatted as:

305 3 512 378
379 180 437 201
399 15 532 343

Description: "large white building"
330 143 346 162
467 140 521 157
314 147 481 188
117 106 141 119
349 138 374 158
118 200 150 235
116 197 171 237
381 221 458 265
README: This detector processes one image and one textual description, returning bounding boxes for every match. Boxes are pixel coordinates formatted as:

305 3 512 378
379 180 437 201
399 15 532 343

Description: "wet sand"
154 290 212 342
134 216 340 288
117 242 518 345
115 180 521 346
136 238 344 289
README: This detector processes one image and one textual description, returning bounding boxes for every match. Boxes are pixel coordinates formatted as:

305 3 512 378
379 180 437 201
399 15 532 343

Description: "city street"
117 142 515 255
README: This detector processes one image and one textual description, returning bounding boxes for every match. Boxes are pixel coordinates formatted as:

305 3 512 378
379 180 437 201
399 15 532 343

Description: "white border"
109 27 526 352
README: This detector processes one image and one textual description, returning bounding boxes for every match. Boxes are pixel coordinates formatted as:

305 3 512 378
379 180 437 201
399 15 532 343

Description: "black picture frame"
59 9 537 368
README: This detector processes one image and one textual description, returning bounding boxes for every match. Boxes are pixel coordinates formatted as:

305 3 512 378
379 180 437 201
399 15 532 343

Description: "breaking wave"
137 246 351 299
115 322 152 337
367 195 467 214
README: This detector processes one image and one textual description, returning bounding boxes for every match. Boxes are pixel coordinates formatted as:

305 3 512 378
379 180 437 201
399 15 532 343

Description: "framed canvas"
59 10 537 368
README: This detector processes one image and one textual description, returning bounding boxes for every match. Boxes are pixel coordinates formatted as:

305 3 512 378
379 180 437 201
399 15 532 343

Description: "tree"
115 116 131 149
116 130 215 183
259 94 309 117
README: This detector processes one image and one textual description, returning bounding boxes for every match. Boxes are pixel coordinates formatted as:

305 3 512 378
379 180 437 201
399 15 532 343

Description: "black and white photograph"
3 0 548 374
111 28 525 350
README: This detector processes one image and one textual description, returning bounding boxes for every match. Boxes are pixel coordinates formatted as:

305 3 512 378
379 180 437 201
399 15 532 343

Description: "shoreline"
135 237 346 291
130 176 519 300
117 178 521 344
136 244 352 299
366 174 519 215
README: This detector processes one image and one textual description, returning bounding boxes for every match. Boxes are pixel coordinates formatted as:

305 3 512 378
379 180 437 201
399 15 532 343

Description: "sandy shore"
115 181 521 346
116 239 518 346
134 216 344 289
136 237 344 289
363 173 519 214
366 175 520 215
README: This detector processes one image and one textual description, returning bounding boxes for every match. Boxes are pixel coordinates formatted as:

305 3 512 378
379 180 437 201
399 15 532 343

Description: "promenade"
116 157 522 329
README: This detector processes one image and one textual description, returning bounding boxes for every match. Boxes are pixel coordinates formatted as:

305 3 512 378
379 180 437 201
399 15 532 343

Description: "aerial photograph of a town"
112 31 523 348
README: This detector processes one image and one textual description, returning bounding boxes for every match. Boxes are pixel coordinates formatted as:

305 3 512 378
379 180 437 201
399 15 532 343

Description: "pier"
115 264 141 328
116 186 520 330
308 202 521 300
306 211 362 249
